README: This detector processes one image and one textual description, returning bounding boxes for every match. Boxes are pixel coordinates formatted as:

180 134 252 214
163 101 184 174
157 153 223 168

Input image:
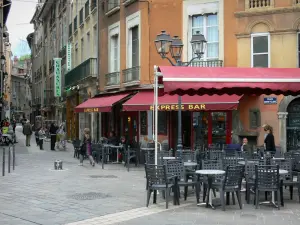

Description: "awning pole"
154 66 158 165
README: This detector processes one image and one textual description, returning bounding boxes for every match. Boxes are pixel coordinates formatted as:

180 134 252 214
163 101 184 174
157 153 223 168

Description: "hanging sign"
66 43 72 71
53 58 62 97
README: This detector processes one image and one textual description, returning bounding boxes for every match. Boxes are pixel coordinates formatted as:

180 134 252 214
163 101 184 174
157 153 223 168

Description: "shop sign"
66 43 72 71
53 58 62 97
264 97 277 105
83 108 99 112
150 104 206 111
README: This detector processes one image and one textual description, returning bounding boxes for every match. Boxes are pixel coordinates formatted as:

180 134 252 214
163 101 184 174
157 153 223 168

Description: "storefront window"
158 111 167 135
211 112 227 146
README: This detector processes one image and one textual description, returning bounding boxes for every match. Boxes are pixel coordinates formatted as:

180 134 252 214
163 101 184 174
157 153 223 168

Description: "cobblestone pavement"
0 131 300 225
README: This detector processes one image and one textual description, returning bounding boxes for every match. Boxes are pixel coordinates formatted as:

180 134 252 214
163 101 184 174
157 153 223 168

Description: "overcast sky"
6 0 37 57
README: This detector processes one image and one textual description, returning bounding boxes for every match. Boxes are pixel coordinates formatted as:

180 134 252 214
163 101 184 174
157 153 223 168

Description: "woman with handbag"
79 128 95 166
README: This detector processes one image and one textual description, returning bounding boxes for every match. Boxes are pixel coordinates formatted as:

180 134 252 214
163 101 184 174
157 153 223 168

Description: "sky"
6 0 37 57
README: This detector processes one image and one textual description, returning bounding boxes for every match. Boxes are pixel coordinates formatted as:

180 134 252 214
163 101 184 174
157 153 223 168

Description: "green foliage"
19 54 31 60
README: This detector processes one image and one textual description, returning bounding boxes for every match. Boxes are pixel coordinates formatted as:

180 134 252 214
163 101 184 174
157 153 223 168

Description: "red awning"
123 91 241 111
75 93 130 113
158 66 300 96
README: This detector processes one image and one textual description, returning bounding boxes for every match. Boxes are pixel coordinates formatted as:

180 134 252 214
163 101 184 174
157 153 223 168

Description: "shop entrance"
122 112 139 146
171 111 192 149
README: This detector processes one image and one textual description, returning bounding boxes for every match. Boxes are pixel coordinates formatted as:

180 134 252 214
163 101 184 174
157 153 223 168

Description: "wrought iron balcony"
65 58 97 87
186 60 223 67
122 66 140 86
105 72 120 89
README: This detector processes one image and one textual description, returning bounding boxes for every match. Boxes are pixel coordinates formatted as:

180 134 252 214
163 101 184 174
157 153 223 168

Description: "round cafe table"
184 162 198 167
195 169 225 209
163 157 176 160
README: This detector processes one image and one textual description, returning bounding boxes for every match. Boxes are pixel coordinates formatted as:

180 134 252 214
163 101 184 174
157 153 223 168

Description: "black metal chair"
201 160 223 202
245 159 265 204
124 146 139 172
145 164 179 209
213 165 244 211
254 165 281 209
72 140 81 159
222 157 239 170
166 160 200 203
271 158 300 202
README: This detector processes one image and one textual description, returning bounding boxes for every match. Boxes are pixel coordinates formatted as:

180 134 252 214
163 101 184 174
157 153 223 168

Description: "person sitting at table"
240 137 251 153
108 131 118 146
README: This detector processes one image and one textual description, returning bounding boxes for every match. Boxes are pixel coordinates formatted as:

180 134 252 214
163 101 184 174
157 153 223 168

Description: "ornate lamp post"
154 30 207 154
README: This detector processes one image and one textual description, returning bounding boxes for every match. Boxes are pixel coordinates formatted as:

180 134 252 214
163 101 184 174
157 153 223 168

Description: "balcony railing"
106 0 120 13
65 58 97 87
246 0 273 10
186 60 223 67
105 72 120 87
122 66 140 85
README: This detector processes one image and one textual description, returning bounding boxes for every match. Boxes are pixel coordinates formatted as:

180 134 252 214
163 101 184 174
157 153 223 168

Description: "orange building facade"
224 0 300 152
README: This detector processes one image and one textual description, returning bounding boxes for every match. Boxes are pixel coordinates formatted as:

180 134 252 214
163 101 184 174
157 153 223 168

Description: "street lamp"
154 30 207 154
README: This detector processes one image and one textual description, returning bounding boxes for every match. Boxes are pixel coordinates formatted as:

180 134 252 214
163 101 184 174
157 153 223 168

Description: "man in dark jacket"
23 120 32 146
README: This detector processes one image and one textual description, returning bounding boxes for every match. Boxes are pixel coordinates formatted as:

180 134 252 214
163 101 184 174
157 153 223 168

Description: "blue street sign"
264 97 277 105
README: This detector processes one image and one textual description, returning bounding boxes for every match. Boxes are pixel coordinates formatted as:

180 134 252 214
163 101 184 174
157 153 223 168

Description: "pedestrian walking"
79 128 95 166
49 123 57 151
23 120 32 146
35 127 40 146
38 127 46 150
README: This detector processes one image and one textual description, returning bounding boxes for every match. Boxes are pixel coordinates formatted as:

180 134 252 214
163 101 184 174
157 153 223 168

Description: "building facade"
65 0 98 140
10 56 32 121
223 0 300 152
0 0 11 121
74 0 237 150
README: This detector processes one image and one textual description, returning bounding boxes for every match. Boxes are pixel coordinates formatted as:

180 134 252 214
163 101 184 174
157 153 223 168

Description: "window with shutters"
249 108 261 129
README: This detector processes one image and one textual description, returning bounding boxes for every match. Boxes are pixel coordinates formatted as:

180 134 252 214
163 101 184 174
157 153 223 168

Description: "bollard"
12 144 15 170
54 160 63 170
8 147 11 173
2 148 5 176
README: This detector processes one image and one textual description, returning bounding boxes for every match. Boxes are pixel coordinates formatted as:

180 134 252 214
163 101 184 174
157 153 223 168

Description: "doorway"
171 111 192 149
287 98 300 151
122 112 139 146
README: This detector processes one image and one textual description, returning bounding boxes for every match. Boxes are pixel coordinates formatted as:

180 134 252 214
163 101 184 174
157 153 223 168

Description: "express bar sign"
83 108 99 112
150 104 206 111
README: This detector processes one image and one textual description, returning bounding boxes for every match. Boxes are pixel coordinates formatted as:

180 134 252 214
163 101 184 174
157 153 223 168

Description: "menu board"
140 111 148 135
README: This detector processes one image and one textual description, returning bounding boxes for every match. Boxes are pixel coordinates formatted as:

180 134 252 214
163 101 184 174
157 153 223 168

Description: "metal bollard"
8 147 11 173
2 148 5 176
12 144 15 170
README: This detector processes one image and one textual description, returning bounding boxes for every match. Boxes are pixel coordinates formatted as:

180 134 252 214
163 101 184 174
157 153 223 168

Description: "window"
140 111 147 135
298 33 300 68
158 111 167 135
249 108 261 129
190 14 218 60
74 16 77 31
251 33 270 68
81 38 84 61
129 26 139 67
85 0 89 19
110 34 119 72
79 8 84 25
91 0 97 11
93 26 97 58
86 32 90 60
